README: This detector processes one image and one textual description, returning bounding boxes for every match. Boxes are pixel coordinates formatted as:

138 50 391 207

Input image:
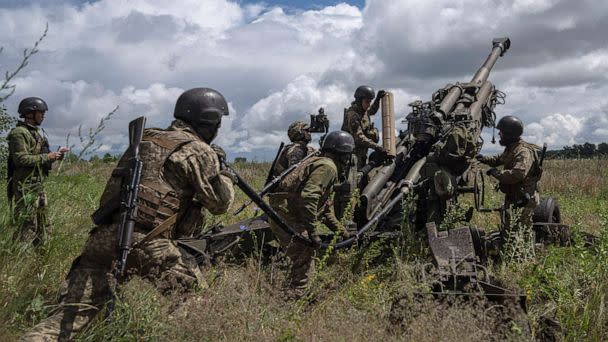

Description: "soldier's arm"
171 142 235 215
495 149 532 184
299 164 337 232
320 200 342 232
368 99 380 116
346 112 379 149
8 129 51 168
480 154 504 167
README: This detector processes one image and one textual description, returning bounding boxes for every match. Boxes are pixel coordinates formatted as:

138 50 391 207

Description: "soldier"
476 115 542 231
268 131 354 297
272 120 315 177
341 85 388 169
22 88 236 341
7 97 69 245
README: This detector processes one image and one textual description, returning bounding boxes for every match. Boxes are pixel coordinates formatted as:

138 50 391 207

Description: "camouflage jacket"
269 156 342 234
97 119 234 238
480 139 541 202
7 121 52 189
341 101 380 153
273 141 316 176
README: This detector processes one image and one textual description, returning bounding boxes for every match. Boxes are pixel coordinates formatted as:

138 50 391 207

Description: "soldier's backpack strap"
135 213 178 245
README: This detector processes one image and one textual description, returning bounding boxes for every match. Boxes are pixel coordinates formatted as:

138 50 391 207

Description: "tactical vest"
98 128 196 231
274 156 335 195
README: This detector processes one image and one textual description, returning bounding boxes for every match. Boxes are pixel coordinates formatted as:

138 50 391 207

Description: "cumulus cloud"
1 0 607 160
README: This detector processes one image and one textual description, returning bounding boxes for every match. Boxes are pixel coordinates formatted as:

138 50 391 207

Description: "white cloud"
1 0 608 160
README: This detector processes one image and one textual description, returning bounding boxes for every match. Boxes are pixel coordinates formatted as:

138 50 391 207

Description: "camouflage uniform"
273 142 316 176
479 139 541 230
7 121 53 244
267 156 343 292
22 119 234 341
418 125 479 227
341 101 380 169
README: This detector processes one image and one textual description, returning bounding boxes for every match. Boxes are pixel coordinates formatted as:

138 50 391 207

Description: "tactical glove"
210 144 226 163
475 154 485 162
310 234 322 247
486 167 499 178
220 168 238 184
376 90 387 99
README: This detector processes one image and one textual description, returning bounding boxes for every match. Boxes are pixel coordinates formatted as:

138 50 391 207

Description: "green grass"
0 159 606 341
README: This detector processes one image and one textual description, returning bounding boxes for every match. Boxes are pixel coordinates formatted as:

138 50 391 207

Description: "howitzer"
358 38 511 228
107 116 146 317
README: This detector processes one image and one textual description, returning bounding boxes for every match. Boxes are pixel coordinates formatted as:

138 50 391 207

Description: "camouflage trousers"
268 199 316 292
21 223 204 342
353 148 368 170
503 193 539 233
11 182 50 246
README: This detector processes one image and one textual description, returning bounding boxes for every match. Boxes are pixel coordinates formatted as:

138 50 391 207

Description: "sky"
1 0 607 160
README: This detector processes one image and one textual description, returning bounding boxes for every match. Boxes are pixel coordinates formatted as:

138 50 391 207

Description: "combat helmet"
354 85 375 101
496 115 523 143
321 131 355 154
18 97 48 117
287 121 310 142
174 88 228 127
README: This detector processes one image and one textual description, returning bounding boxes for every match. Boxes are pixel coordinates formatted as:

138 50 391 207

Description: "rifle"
231 151 319 216
108 116 146 317
265 142 285 185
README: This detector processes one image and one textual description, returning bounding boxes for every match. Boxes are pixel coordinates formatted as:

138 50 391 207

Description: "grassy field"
0 159 606 341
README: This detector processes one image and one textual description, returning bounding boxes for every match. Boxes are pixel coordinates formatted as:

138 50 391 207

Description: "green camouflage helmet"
287 120 310 142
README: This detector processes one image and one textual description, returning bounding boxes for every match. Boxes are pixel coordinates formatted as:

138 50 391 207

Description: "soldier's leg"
132 237 205 294
268 220 314 290
12 186 38 243
33 190 51 246
22 226 117 341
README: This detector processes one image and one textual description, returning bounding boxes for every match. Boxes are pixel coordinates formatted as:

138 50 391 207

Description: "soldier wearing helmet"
272 120 316 177
341 85 388 169
268 131 355 297
24 88 236 340
6 97 69 245
476 115 542 231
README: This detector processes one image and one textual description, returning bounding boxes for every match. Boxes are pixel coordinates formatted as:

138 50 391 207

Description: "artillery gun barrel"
438 38 510 117
469 81 493 122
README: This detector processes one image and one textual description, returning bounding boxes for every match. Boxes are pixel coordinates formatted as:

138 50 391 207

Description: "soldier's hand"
373 145 389 155
486 167 499 178
341 230 356 240
220 168 238 184
377 90 387 99
58 147 70 160
475 154 484 162
210 144 226 162
47 151 63 161
311 234 322 247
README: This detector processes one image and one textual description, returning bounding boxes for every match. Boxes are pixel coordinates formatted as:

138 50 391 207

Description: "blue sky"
1 0 607 160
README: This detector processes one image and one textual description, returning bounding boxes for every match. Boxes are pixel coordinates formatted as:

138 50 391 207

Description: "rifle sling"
136 213 178 246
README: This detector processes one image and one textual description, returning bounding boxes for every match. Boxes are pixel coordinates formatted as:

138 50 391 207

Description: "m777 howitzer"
356 37 511 231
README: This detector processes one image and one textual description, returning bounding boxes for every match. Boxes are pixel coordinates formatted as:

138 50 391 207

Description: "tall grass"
0 159 606 341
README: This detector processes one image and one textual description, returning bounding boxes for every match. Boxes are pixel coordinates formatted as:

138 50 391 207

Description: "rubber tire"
533 197 561 224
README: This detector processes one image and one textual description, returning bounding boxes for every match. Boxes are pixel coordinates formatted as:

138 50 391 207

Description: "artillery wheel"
533 197 561 224
473 169 485 211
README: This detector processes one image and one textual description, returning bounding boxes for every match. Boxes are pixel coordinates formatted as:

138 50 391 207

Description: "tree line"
546 142 608 159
